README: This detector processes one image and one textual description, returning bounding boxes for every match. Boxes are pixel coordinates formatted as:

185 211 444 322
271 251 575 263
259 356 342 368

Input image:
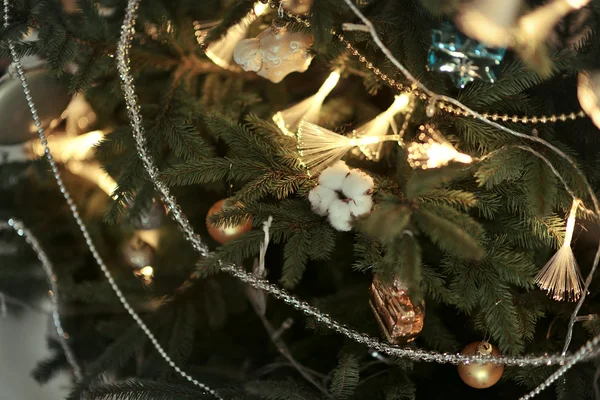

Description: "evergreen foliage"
2 0 600 399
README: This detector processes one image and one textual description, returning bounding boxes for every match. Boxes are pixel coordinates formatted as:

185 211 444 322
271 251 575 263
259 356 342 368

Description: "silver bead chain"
3 1 222 398
117 0 600 372
4 0 600 398
0 219 84 382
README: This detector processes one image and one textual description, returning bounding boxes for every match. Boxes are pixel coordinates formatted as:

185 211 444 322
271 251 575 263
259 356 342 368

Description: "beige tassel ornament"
353 94 412 161
535 199 584 301
297 121 404 175
272 70 340 135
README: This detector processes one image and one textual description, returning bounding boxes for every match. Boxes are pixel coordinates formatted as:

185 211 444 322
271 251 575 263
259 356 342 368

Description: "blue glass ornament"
427 22 506 89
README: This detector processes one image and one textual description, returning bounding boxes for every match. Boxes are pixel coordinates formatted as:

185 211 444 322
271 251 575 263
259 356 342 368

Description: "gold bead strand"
277 4 586 125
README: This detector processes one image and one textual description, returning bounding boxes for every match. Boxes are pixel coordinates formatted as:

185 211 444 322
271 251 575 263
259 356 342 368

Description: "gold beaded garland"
278 5 585 125
457 341 504 389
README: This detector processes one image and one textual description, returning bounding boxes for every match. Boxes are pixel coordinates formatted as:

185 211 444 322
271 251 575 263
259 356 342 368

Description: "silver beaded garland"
4 0 600 399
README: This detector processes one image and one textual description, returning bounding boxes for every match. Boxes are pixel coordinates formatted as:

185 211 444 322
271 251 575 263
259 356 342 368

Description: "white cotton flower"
318 161 350 191
308 185 337 216
341 169 374 199
327 198 352 231
348 194 373 217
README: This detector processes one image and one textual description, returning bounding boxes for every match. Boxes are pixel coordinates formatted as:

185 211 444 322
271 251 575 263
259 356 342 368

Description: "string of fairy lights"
3 0 600 399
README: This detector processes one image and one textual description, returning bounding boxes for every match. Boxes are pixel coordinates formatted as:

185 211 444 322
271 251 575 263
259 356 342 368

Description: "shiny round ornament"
233 26 314 83
457 341 504 389
206 199 253 244
0 69 70 145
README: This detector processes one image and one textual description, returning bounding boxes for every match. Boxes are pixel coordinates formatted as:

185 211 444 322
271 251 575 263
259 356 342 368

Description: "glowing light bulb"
407 125 472 169
140 266 154 278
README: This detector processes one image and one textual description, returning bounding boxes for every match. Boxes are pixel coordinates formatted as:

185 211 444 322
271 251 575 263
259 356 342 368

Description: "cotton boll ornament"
327 198 353 232
342 169 374 199
234 25 314 83
308 185 337 216
318 160 350 191
348 195 373 217
308 161 374 232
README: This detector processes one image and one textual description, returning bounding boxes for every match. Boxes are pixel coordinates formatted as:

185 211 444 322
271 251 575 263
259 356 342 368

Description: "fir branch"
282 230 311 288
86 379 215 400
523 157 558 217
475 147 527 189
68 325 145 400
328 354 359 400
416 188 477 211
244 378 320 400
413 204 485 260
31 342 68 384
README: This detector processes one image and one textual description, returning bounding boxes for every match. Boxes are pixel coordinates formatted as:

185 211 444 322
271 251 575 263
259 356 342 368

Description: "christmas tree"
3 0 600 398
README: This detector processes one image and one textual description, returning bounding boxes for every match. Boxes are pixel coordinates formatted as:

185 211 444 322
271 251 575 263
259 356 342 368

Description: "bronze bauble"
457 341 504 389
206 199 252 244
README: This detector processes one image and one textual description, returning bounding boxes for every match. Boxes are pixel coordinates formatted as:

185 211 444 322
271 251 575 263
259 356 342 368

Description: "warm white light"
33 130 105 162
273 70 341 135
140 266 154 278
425 143 473 168
389 94 411 113
66 160 117 197
407 125 472 169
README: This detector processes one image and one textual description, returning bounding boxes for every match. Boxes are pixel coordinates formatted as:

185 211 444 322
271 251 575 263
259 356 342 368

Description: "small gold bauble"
206 199 253 244
457 341 504 389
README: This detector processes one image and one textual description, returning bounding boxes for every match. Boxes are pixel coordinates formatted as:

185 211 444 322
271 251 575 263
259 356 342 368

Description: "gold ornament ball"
206 199 253 244
457 341 504 389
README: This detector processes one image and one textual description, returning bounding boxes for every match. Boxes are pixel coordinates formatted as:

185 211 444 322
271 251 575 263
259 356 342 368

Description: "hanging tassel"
197 2 268 71
353 94 412 160
536 199 584 301
407 124 473 169
273 70 341 136
297 121 402 175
